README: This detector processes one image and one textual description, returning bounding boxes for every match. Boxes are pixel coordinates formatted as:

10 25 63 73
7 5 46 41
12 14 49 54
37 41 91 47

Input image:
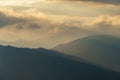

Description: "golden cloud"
0 7 120 48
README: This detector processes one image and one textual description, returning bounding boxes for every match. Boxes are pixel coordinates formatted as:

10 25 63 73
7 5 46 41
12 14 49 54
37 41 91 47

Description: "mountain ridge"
53 35 120 72
0 45 120 80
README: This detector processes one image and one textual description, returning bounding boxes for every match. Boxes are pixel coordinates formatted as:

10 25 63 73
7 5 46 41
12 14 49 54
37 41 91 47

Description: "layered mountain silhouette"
54 35 120 72
0 45 120 80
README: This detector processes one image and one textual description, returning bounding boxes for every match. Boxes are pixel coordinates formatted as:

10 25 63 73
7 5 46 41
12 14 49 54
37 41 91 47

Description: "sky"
0 0 120 48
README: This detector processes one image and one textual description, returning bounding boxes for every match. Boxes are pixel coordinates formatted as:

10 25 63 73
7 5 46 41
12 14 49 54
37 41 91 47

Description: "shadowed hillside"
54 35 120 72
0 45 120 80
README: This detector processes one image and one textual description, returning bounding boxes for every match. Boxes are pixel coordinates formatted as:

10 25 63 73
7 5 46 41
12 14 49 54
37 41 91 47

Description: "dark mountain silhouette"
0 45 120 80
54 35 120 72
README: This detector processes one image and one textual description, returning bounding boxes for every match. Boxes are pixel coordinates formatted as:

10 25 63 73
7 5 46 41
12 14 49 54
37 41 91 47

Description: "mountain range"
0 45 120 80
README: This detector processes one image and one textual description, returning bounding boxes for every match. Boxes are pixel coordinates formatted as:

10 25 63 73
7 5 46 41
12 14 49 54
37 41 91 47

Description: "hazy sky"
0 0 120 48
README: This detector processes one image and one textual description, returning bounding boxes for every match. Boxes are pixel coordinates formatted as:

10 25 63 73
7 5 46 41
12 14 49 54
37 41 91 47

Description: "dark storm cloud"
81 0 120 5
15 23 41 30
54 0 120 5
0 11 42 30
0 12 26 27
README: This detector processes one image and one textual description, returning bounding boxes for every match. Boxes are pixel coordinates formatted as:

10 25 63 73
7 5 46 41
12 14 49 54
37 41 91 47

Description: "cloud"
0 7 120 48
82 15 120 35
50 0 120 5
0 11 26 27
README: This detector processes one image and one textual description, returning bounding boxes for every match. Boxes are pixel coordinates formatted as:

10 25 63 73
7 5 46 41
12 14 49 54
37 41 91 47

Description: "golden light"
0 0 24 6
0 0 46 6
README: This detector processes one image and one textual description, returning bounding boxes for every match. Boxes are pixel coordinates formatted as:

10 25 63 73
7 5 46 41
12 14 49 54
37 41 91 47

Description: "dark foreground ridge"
0 45 120 80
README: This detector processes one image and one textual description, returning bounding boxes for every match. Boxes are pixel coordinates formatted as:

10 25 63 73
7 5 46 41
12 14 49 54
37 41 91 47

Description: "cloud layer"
51 0 120 5
0 7 120 48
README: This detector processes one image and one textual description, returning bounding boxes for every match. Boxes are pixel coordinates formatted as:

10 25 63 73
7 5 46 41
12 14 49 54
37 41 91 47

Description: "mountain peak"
53 35 120 72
